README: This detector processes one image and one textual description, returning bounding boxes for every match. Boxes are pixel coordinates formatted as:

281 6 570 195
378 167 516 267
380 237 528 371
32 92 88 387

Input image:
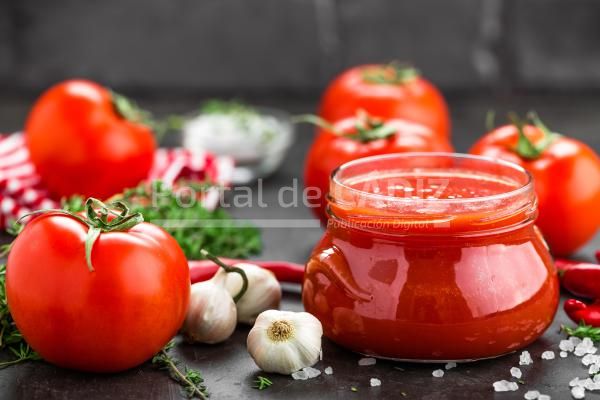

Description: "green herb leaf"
64 180 262 260
153 340 209 399
362 62 420 85
0 263 41 368
253 376 273 390
562 322 600 342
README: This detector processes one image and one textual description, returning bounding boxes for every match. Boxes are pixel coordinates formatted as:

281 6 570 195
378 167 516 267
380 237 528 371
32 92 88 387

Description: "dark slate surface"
336 0 488 89
13 0 323 91
0 94 598 399
4 0 600 92
512 0 600 89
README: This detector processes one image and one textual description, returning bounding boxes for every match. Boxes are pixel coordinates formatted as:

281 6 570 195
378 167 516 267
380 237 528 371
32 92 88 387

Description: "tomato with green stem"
302 111 453 222
470 113 600 256
319 63 451 139
6 198 190 372
25 79 157 199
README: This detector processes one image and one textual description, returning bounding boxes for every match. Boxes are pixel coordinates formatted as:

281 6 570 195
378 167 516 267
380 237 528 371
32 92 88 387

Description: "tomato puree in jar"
303 153 559 361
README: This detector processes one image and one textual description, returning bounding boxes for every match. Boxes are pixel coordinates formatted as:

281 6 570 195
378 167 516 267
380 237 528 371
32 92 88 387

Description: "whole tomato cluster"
305 64 600 256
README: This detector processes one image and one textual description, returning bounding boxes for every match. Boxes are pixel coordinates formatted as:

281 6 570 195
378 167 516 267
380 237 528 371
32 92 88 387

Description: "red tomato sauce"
303 154 559 361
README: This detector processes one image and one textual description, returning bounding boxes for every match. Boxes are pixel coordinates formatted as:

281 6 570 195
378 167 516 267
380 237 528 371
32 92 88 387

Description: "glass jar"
302 153 559 361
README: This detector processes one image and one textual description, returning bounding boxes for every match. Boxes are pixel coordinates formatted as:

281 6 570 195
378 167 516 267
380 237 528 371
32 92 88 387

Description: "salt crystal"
561 352 569 358
370 378 381 387
561 340 575 352
511 367 523 379
520 351 533 365
541 351 555 360
594 374 600 383
493 380 519 392
292 370 308 380
324 366 333 375
358 357 376 366
537 395 550 400
570 337 583 346
432 369 444 378
586 381 600 391
303 367 321 379
445 362 457 370
581 378 594 389
582 354 600 366
571 386 585 399
590 364 600 375
575 338 597 356
524 390 540 399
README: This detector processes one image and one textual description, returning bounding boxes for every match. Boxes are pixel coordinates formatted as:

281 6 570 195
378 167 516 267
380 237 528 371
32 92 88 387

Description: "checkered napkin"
0 133 234 229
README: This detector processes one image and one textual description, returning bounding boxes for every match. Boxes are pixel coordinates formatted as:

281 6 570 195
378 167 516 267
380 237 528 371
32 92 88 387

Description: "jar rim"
330 152 533 205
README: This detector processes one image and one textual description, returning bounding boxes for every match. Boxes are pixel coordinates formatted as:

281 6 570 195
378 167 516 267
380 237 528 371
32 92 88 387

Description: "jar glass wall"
302 153 559 361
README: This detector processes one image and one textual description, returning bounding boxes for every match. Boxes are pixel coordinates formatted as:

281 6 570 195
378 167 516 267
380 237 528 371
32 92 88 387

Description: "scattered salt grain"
303 367 321 379
292 370 308 380
590 364 600 375
524 390 540 399
370 378 381 387
582 354 600 366
324 366 333 375
511 367 523 379
570 377 582 387
561 339 576 352
358 357 377 366
537 395 551 400
570 337 583 346
445 362 457 370
541 351 555 360
561 352 569 358
292 367 321 380
432 369 444 378
571 386 585 399
520 351 533 365
493 380 519 392
575 338 597 357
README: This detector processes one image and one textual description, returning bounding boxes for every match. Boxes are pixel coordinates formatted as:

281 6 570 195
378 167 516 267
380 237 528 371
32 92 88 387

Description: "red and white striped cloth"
0 133 234 229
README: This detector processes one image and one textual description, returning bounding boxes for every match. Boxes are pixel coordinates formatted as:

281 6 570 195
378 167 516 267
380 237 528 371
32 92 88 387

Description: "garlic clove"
181 276 237 344
247 310 323 375
216 263 282 324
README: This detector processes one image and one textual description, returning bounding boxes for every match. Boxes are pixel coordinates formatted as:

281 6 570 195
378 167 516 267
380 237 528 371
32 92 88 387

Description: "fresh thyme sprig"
63 180 262 260
0 263 40 368
152 341 209 399
253 376 273 390
562 322 600 342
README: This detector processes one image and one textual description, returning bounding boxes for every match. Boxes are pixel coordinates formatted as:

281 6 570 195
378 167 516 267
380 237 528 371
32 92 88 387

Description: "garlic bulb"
247 310 323 374
181 273 237 344
215 263 282 324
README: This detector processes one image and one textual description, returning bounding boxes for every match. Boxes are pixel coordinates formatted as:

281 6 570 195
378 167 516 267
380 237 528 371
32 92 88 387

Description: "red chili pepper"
562 264 600 299
565 299 600 326
188 259 305 285
556 258 584 276
596 250 600 263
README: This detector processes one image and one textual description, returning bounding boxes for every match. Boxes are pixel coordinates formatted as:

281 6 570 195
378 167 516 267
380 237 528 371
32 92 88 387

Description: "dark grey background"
1 1 600 399
1 0 600 95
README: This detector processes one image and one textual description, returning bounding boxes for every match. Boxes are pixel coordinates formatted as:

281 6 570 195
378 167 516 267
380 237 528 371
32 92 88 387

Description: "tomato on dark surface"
319 63 451 139
303 111 453 222
6 201 190 373
470 114 600 256
25 80 156 199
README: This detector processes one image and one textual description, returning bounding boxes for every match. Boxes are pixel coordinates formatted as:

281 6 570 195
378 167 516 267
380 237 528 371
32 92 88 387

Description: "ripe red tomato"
25 80 156 199
304 112 453 222
470 115 600 256
6 203 190 372
319 64 451 139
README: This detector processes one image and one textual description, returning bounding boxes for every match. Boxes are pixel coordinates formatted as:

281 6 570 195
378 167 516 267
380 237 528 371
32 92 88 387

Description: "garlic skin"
215 263 282 324
181 274 237 344
247 310 323 374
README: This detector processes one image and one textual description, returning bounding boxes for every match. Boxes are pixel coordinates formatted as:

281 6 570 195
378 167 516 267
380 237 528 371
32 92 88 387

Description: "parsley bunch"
64 181 262 260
